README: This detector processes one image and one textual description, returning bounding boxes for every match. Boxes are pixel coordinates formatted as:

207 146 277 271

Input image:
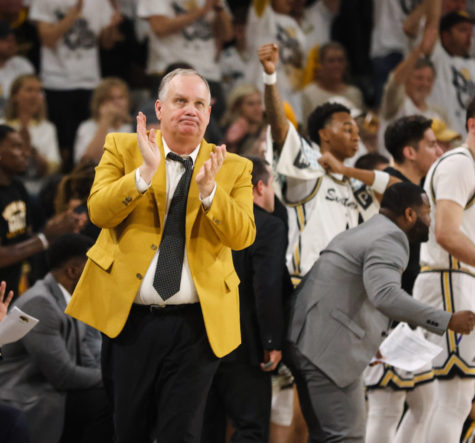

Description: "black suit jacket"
225 204 289 366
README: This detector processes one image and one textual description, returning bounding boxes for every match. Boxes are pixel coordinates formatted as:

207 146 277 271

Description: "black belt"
131 303 199 314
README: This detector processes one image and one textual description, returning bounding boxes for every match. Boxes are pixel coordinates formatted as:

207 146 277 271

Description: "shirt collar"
57 283 72 306
162 136 201 165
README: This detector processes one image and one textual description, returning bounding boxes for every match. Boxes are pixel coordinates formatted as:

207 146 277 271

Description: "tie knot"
167 152 193 169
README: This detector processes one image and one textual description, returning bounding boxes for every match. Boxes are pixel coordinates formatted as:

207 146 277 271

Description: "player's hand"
137 112 161 184
260 350 282 372
258 43 279 75
196 144 226 199
0 281 13 322
448 311 475 335
318 151 345 175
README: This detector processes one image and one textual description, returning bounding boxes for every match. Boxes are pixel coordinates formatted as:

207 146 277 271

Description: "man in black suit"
202 156 288 442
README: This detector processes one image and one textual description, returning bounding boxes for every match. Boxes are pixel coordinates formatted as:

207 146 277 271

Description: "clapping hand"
196 144 226 199
137 112 161 185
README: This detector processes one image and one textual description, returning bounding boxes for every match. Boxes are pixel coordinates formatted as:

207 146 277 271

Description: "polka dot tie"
153 152 193 300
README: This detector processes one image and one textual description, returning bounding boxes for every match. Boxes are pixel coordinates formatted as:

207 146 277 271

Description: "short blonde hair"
221 84 261 127
90 77 131 121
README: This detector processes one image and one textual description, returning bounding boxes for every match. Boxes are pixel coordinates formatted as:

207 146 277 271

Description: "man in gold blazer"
65 68 256 443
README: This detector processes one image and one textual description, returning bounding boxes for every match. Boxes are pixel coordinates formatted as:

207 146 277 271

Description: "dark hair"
0 124 15 144
307 102 350 145
354 153 390 171
466 96 475 130
319 41 347 65
384 115 432 163
380 182 425 217
47 234 94 270
246 156 271 187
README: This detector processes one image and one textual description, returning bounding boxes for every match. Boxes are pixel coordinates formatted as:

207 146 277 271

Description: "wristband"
262 71 277 85
372 170 390 194
37 233 49 250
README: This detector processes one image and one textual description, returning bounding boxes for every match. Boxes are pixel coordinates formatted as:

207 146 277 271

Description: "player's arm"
258 43 289 151
318 152 397 191
435 200 475 267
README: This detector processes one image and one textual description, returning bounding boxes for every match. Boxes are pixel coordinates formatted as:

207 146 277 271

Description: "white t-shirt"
428 42 475 137
301 1 334 54
73 119 133 163
29 0 114 90
0 56 35 117
137 0 222 81
246 2 306 121
219 46 254 98
421 146 475 274
370 0 422 58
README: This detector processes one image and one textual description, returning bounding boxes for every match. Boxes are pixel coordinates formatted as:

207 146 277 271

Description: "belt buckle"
149 304 166 312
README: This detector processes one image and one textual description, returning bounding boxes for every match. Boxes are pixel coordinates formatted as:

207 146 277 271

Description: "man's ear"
402 145 417 161
319 127 329 144
404 206 417 224
155 100 162 120
254 179 264 195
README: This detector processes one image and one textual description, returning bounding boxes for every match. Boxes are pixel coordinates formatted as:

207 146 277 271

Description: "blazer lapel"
186 140 213 238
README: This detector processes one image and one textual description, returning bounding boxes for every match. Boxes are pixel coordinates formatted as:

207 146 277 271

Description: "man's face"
261 167 275 213
407 195 431 243
413 128 443 176
0 131 29 175
155 75 211 144
320 112 360 161
0 34 15 59
444 22 473 56
320 48 346 82
406 66 435 104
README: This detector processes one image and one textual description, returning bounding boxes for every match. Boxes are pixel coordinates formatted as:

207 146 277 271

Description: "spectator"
74 77 132 165
378 43 447 156
354 152 390 171
246 0 306 122
219 7 254 98
424 9 475 136
137 0 234 122
0 124 86 298
300 0 341 54
28 0 120 172
431 117 462 152
3 74 60 197
221 84 266 156
371 0 439 107
0 20 35 117
301 41 364 130
0 234 113 443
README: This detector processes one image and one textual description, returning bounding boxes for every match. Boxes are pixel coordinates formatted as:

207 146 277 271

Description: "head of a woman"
90 77 131 122
223 84 264 127
5 74 46 121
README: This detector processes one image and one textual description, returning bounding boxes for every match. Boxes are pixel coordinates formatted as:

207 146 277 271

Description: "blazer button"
151 244 157 250
136 273 143 280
